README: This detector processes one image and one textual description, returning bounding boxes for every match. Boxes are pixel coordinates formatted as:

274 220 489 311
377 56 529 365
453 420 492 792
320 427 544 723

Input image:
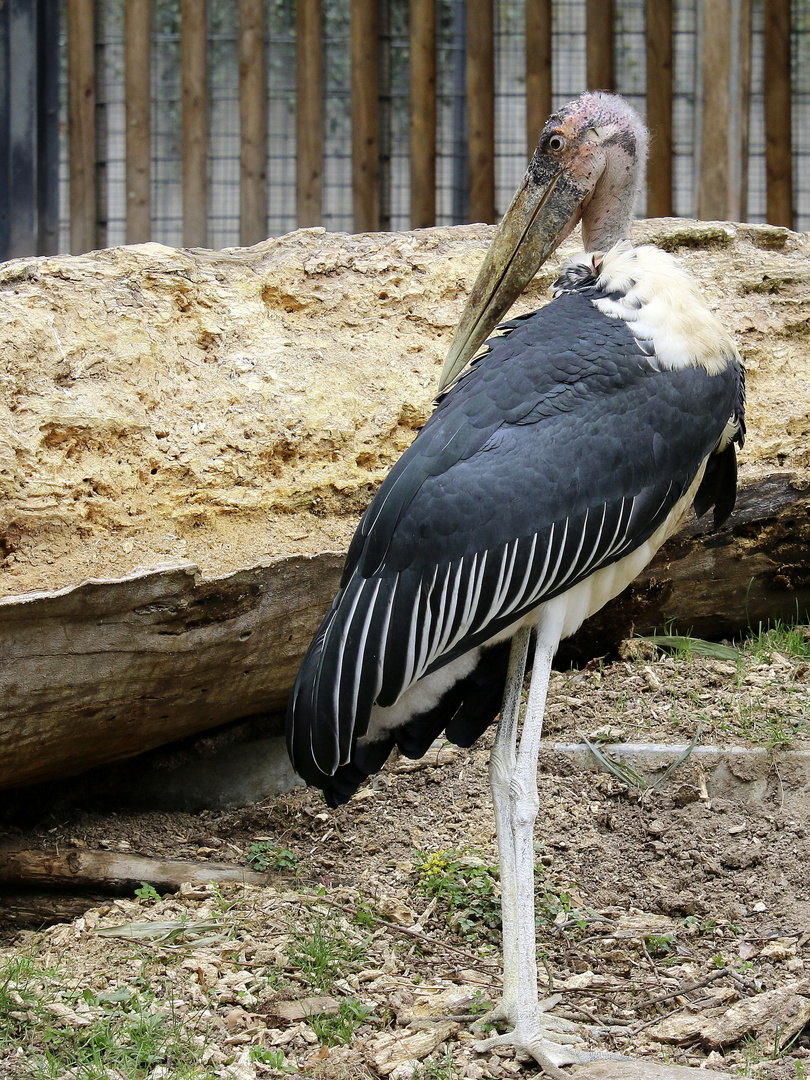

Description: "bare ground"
1 639 809 1079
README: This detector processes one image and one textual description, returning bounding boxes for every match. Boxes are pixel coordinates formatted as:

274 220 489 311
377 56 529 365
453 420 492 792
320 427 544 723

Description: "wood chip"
269 995 341 1022
650 983 810 1050
366 1020 458 1075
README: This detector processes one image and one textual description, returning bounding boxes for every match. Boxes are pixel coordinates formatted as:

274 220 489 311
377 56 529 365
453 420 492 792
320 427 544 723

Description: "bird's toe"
469 997 516 1032
474 1024 623 1079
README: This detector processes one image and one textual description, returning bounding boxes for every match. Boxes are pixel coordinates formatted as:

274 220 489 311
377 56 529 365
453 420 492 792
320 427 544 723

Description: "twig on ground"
641 937 666 990
289 890 503 975
398 1013 481 1026
539 953 556 993
644 965 752 1007
629 1003 686 1036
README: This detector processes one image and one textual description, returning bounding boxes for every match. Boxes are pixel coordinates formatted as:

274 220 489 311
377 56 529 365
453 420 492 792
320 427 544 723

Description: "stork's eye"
548 134 566 152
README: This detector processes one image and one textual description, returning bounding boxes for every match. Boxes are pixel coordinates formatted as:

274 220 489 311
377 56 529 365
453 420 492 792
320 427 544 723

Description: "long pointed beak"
439 170 584 390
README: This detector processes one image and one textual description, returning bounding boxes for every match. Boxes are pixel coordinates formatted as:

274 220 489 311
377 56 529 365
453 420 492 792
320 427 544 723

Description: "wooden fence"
62 0 793 254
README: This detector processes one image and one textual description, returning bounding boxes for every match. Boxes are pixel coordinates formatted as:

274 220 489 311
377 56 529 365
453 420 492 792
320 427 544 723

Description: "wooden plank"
296 0 323 227
698 0 750 221
586 0 613 91
0 6 8 259
39 0 62 256
125 0 151 244
409 0 436 228
645 0 672 217
181 0 208 247
525 0 552 156
698 0 730 220
351 0 379 232
94 1 108 245
67 0 97 254
5 0 36 259
467 0 495 223
239 0 267 246
764 0 792 228
728 0 751 222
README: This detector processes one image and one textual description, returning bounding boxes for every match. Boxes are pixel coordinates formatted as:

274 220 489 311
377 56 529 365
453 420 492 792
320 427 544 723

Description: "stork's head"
440 92 649 389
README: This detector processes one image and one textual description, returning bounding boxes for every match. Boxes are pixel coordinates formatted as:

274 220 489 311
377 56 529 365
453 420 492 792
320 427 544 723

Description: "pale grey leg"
477 624 531 1027
475 623 623 1077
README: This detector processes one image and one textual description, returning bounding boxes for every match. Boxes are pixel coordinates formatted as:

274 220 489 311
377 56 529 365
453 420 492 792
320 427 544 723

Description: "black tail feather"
693 442 738 529
321 641 513 806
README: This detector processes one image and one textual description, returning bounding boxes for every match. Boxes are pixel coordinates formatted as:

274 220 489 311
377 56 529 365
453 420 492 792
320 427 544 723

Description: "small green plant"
536 885 588 931
248 841 298 872
251 1046 292 1068
288 915 368 990
422 1048 460 1078
352 901 376 929
469 989 493 1016
645 932 676 958
309 999 375 1046
415 850 501 942
134 881 161 902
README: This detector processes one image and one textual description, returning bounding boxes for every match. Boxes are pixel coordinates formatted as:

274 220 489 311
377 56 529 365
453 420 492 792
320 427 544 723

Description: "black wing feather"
288 287 744 794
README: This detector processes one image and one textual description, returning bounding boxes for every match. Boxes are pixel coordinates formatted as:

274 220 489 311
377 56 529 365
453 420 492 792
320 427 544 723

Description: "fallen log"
0 892 110 927
0 845 266 894
0 220 809 788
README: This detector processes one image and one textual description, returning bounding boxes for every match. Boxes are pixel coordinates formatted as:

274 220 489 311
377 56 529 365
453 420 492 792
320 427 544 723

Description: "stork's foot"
471 993 579 1041
476 1029 624 1079
473 1002 625 1080
475 1028 624 1080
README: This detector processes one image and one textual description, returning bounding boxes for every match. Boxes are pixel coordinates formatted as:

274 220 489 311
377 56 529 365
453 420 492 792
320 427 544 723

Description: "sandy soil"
1 643 809 1079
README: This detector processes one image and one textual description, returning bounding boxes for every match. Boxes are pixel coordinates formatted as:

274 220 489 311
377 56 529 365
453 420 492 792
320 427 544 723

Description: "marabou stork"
287 92 745 1075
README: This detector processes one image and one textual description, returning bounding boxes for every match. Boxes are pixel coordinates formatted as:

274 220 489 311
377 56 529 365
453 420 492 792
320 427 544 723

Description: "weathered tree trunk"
0 220 808 788
0 845 266 893
0 892 110 927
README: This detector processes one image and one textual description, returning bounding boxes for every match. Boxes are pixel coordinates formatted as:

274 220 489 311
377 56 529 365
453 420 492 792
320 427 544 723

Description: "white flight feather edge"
347 577 384 737
433 558 468 659
412 564 440 685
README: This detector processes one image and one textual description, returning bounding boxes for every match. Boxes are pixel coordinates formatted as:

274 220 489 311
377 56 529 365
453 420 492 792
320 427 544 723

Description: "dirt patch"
1 640 809 1078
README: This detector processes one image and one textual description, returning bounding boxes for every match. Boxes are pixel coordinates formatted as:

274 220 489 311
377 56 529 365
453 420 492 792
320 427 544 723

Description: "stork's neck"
580 145 643 253
581 205 633 253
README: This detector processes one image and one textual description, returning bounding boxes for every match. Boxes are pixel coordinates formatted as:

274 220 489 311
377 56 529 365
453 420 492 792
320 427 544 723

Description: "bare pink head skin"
441 92 650 388
533 91 650 253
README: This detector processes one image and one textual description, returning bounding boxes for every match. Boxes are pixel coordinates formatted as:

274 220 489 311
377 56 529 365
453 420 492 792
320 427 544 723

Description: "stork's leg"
479 624 531 1026
476 626 623 1077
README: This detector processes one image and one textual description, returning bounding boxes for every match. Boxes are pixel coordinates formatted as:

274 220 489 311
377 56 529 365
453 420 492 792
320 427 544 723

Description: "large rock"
1 220 809 788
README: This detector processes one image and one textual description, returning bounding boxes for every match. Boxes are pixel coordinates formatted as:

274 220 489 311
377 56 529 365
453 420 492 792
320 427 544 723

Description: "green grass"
624 620 810 750
0 954 217 1080
287 913 369 990
422 1049 461 1078
639 632 741 662
309 999 375 1045
745 620 810 664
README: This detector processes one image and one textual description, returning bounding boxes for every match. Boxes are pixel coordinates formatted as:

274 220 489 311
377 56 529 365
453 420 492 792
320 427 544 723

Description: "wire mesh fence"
55 0 809 254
